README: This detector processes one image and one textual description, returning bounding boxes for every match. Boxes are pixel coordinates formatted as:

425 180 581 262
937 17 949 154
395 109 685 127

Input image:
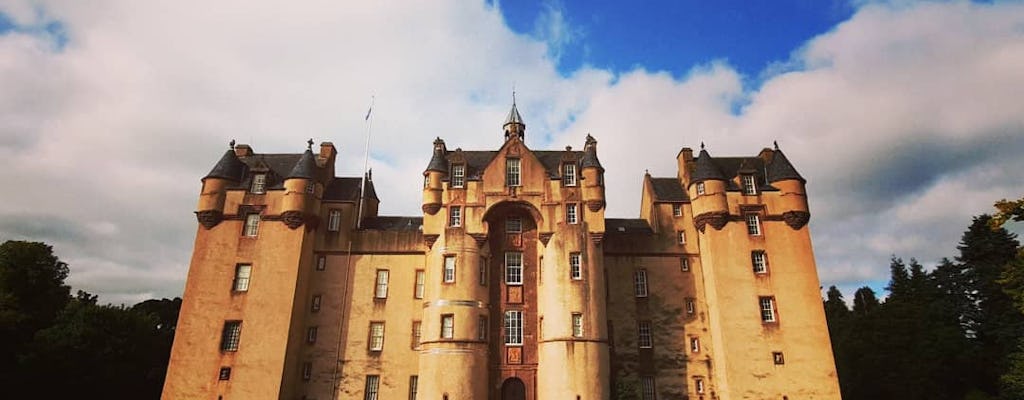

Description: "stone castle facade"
162 102 841 399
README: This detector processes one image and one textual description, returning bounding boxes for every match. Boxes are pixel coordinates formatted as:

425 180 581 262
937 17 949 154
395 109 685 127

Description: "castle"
162 102 841 400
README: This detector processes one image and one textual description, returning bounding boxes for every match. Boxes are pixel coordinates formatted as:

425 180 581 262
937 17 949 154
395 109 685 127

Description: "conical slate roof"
286 149 318 179
580 134 603 170
690 148 727 184
204 150 247 181
504 102 524 126
425 137 448 173
766 148 805 183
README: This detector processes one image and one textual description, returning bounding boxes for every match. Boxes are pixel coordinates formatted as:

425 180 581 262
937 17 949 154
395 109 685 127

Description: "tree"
991 197 1024 229
852 286 879 316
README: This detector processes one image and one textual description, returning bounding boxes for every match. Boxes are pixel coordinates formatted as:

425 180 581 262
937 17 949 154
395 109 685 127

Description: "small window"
570 253 582 280
572 313 583 337
746 214 761 236
567 203 578 224
221 321 242 352
506 158 521 187
478 315 488 341
505 252 523 285
677 231 686 244
250 173 266 194
634 269 649 298
408 376 419 400
441 314 454 339
742 174 757 195
563 163 577 186
374 270 389 299
760 296 777 323
307 326 318 343
451 164 465 188
449 206 462 227
368 322 385 351
443 256 456 283
773 351 785 365
506 217 522 233
364 375 380 400
752 251 768 274
672 204 682 216
328 210 342 232
479 256 487 286
306 181 315 194
641 376 656 400
686 298 696 315
504 310 523 345
243 213 260 237
311 295 322 312
423 175 429 189
302 362 313 381
218 367 232 381
680 257 690 272
690 336 700 353
316 255 326 271
233 264 252 292
696 181 705 196
638 320 652 348
695 377 705 394
411 321 422 349
414 270 425 298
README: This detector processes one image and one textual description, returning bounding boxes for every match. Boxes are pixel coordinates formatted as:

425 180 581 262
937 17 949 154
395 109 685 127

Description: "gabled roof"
204 150 247 182
650 177 689 202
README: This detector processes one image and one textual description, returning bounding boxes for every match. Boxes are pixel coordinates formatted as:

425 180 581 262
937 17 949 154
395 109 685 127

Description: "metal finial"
512 82 517 105
307 138 314 150
229 139 236 149
773 140 779 150
700 141 705 150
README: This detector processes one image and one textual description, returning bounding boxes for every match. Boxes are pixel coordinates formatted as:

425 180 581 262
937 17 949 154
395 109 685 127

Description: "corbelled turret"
196 141 247 229
422 137 447 215
688 144 729 232
767 142 811 229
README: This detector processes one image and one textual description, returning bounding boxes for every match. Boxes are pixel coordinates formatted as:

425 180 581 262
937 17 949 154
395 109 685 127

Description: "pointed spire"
503 90 526 141
690 145 727 184
425 137 448 173
766 143 805 183
204 149 247 182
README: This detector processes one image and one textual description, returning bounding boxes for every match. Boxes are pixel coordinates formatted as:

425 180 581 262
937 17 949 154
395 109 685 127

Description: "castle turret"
422 138 447 216
281 140 318 228
581 134 606 214
688 144 729 232
196 141 246 228
765 142 810 229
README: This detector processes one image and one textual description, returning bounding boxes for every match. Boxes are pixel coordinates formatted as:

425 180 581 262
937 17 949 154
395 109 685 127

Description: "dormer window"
742 174 757 195
251 174 266 194
563 163 577 187
451 164 465 188
506 158 521 187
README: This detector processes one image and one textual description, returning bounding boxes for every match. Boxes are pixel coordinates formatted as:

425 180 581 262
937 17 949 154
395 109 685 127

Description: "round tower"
766 142 810 229
689 144 730 232
580 134 606 212
422 138 446 215
280 140 318 228
196 141 246 229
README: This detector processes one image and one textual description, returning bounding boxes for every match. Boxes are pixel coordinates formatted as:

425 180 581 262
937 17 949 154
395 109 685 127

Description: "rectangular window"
408 376 419 400
747 214 761 236
250 173 266 194
243 213 260 237
506 217 522 233
760 296 777 323
441 314 454 339
695 377 705 394
742 174 757 195
307 326 318 343
364 375 380 400
686 298 696 315
505 252 523 285
311 295 322 312
302 362 312 381
316 255 326 271
672 203 682 216
233 264 252 292
506 158 521 187
479 256 487 286
411 321 422 349
443 256 456 283
638 320 653 348
221 321 242 352
696 181 705 196
306 181 315 194
773 351 785 365
634 269 649 298
566 203 578 224
505 310 523 345
414 270 425 299
328 209 342 232
752 251 768 274
677 231 686 244
449 206 461 227
478 315 488 341
369 322 385 351
572 313 583 337
690 336 700 353
570 253 582 280
374 270 389 299
451 164 465 188
218 367 231 381
563 163 577 186
641 376 656 400
680 257 690 272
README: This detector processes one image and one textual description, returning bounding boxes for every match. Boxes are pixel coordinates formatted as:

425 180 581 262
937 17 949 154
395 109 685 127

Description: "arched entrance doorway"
501 377 526 400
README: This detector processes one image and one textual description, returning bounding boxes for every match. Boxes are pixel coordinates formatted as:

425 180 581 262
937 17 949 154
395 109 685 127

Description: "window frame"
563 163 577 187
364 375 381 400
672 203 682 217
773 351 785 365
505 252 523 285
233 264 252 292
504 310 523 346
677 231 686 244
570 253 582 280
634 269 649 298
316 255 326 271
680 257 690 272
448 206 462 227
368 321 385 352
505 217 522 233
478 315 488 341
686 298 696 315
443 256 456 283
752 251 768 274
374 269 389 299
746 214 762 236
218 367 232 381
690 336 700 353
571 312 583 338
637 320 653 348
307 326 318 344
760 296 777 323
742 174 757 195
302 361 312 381
696 181 705 196
250 173 266 194
311 294 322 312
450 164 465 188
479 256 487 286
243 213 260 237
221 320 242 352
695 377 705 394
328 209 342 232
411 320 422 349
409 376 419 400
566 203 579 224
414 269 425 299
440 314 454 339
506 158 521 187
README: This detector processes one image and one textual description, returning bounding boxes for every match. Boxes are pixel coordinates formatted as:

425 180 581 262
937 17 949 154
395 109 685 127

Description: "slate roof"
766 149 805 183
690 149 727 184
580 135 603 170
605 218 654 235
361 216 423 231
435 150 584 180
504 102 524 126
650 178 689 202
286 150 318 179
324 177 378 202
204 150 247 182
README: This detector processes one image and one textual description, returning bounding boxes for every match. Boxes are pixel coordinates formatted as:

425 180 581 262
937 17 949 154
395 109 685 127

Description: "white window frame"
752 251 768 274
690 336 700 353
696 181 705 196
563 163 577 187
243 213 260 237
746 214 761 236
567 203 578 224
441 314 454 339
686 298 696 315
572 313 583 337
411 321 422 349
506 217 522 233
369 321 385 351
414 269 425 299
328 209 342 232
316 255 326 271
311 294 322 312
677 231 686 244
364 375 380 400
695 377 705 394
250 173 266 194
570 253 582 280
504 310 523 346
742 174 757 195
505 252 523 285
443 256 456 283
307 326 318 343
638 320 652 348
634 269 649 298
233 264 252 292
506 158 521 187
451 164 465 188
221 321 242 352
672 203 682 216
449 206 461 227
680 257 690 272
760 296 777 323
374 270 389 299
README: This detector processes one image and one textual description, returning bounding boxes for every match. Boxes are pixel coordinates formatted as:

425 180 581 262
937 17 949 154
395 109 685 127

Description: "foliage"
991 197 1024 229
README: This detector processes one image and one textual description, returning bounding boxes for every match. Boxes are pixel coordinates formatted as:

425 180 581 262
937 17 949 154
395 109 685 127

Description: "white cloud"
0 0 1021 303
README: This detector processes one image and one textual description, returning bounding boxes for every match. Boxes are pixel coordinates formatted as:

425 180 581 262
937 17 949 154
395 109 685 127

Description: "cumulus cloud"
0 0 1021 304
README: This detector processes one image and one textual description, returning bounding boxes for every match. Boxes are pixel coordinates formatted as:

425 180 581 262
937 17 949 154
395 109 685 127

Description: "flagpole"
356 95 374 229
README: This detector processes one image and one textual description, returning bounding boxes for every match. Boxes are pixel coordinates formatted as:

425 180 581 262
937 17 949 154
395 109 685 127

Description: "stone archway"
501 377 526 400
